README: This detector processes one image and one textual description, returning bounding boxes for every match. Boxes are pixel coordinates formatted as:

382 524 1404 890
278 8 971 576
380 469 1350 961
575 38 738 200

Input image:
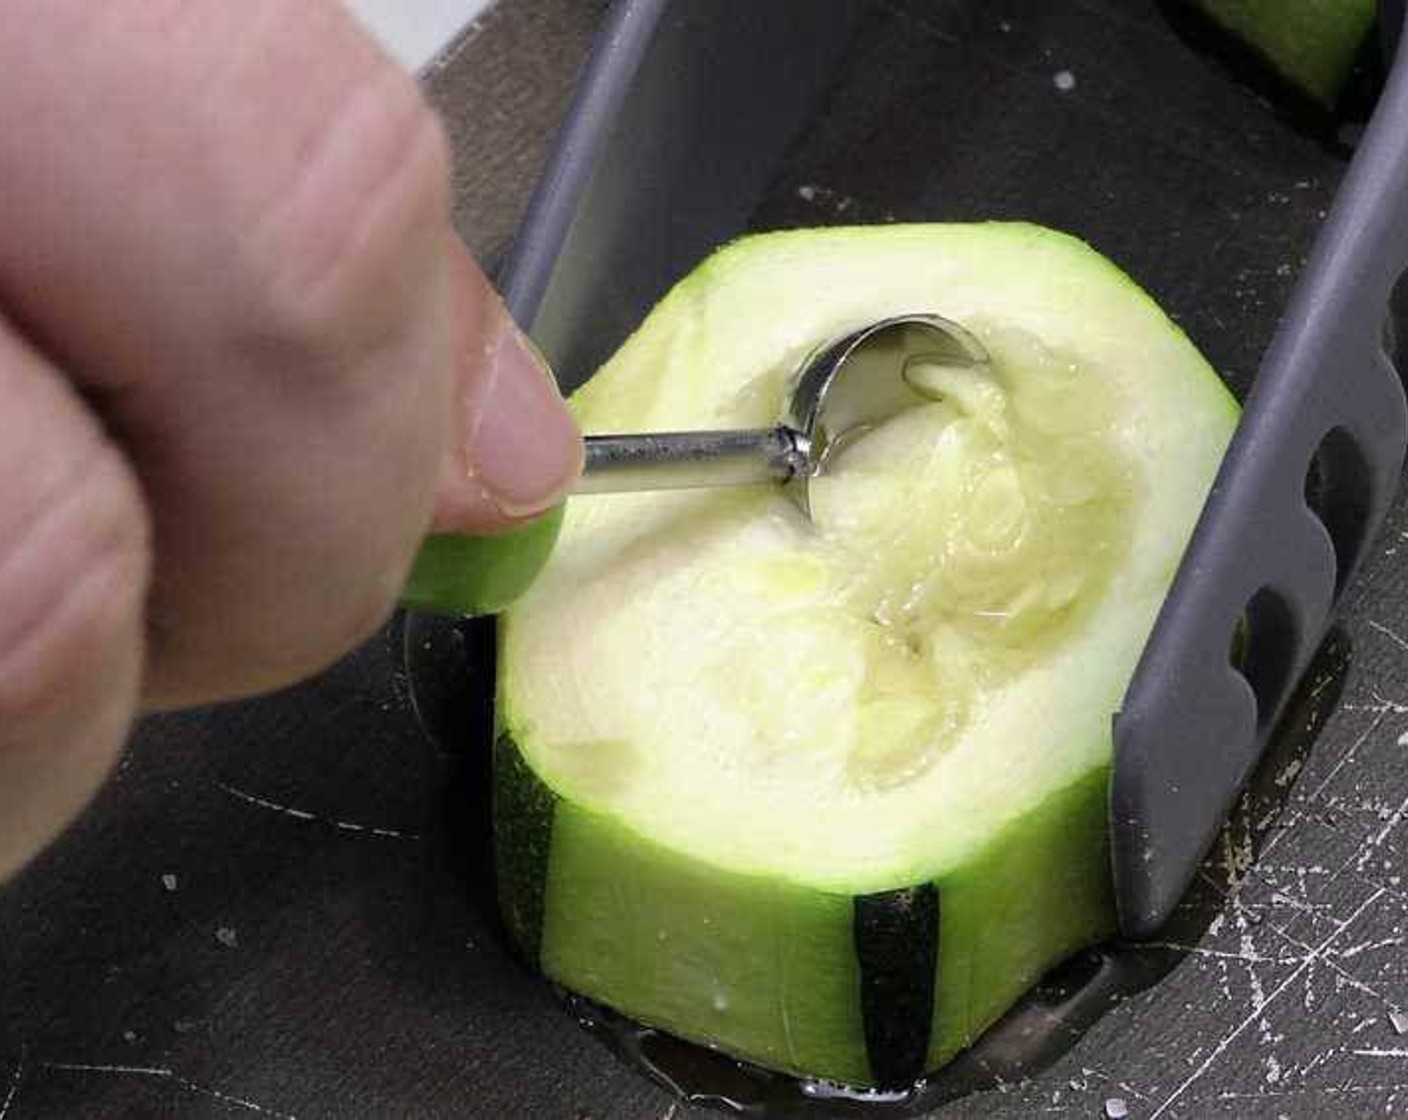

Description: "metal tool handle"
575 427 807 495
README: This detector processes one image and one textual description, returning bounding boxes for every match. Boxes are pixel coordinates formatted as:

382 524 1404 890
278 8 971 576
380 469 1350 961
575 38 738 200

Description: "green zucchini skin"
493 734 558 963
1192 0 1377 106
854 885 940 1087
492 729 1114 1085
493 728 946 1084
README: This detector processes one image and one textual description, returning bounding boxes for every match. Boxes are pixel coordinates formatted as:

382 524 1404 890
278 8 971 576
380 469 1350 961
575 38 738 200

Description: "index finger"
0 0 457 706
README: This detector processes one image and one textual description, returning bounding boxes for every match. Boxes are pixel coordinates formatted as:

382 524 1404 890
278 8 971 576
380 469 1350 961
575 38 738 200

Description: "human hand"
0 0 582 879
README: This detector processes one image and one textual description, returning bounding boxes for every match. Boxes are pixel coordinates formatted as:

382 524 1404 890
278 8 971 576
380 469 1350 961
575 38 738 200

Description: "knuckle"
241 62 452 355
0 435 151 719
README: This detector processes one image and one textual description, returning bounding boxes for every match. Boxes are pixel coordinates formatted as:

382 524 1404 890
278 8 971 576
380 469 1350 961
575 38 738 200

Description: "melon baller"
399 311 991 622
570 313 990 517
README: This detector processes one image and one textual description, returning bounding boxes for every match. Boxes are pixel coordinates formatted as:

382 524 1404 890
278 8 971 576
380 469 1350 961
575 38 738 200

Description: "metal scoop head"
781 313 991 516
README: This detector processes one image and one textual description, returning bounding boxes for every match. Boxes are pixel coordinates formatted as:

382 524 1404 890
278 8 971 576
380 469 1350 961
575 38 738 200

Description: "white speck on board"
1053 70 1076 92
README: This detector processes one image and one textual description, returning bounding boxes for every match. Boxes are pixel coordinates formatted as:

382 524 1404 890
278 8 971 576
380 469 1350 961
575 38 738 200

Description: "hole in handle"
1304 427 1372 595
1229 588 1299 733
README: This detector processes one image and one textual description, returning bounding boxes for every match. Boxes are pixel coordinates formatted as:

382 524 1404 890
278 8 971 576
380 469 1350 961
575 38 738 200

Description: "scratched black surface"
2 2 1407 1118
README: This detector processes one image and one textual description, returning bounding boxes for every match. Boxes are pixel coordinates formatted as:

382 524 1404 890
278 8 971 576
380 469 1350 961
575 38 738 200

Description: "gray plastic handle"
500 0 864 383
1112 2 1408 937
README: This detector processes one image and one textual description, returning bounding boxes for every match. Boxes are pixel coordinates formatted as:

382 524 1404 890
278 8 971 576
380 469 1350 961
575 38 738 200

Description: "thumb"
432 242 582 535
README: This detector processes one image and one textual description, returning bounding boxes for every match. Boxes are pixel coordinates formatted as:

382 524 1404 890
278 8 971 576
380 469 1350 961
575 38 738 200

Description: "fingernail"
470 326 582 518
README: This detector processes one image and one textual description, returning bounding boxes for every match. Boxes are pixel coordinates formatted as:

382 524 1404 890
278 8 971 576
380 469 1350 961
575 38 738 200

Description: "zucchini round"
1192 0 1377 106
495 224 1238 1085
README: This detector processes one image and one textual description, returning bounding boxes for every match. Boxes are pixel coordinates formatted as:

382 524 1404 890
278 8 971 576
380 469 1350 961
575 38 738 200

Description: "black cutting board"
3 2 1407 1118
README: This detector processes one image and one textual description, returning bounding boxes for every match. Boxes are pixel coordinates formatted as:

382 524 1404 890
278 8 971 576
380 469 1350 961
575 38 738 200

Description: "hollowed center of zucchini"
802 326 1136 789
